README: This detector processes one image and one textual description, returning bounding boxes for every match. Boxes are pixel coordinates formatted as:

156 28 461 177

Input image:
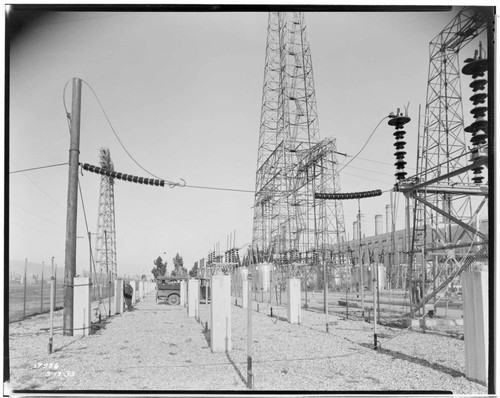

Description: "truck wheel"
168 294 180 305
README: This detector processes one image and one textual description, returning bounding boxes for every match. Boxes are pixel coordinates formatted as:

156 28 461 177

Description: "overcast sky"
8 6 487 277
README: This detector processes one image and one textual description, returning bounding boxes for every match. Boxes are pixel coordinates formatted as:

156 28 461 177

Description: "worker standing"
124 282 134 310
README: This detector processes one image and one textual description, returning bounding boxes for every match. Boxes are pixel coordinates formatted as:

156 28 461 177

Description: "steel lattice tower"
398 6 489 313
252 12 346 284
95 148 117 279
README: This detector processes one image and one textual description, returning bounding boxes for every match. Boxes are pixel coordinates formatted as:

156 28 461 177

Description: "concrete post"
114 279 124 314
287 278 301 324
242 279 248 309
138 281 143 300
461 271 488 385
210 274 232 353
180 281 187 306
73 277 91 337
188 279 199 317
132 281 138 304
259 263 271 292
239 268 248 298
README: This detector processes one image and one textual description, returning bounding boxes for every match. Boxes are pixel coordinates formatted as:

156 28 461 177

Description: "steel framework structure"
398 6 490 314
95 148 118 279
252 12 346 285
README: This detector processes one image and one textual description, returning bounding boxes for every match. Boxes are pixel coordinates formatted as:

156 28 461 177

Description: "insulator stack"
315 189 382 200
462 42 488 184
81 163 165 187
388 109 411 181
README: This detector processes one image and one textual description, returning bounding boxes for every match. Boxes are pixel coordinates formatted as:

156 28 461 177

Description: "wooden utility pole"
63 77 82 336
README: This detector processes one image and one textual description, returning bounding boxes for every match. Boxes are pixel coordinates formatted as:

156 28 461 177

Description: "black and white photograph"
5 4 495 394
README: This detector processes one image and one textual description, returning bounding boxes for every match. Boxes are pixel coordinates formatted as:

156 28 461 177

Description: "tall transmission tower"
397 7 490 313
252 12 346 286
95 148 118 280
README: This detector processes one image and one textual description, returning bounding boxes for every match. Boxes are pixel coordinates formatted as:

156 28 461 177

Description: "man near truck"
124 282 134 310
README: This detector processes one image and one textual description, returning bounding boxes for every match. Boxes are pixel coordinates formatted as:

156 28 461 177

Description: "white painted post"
114 279 124 314
287 278 301 324
210 274 231 353
132 281 138 304
242 280 248 309
73 277 91 337
188 279 199 317
239 268 248 299
180 281 187 306
461 271 488 385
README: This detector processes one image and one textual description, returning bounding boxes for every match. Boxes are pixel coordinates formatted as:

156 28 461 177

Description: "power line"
182 184 254 193
10 161 64 209
341 171 391 186
78 181 104 304
338 115 389 173
10 162 68 174
347 155 415 171
67 79 181 187
343 164 394 176
10 202 65 229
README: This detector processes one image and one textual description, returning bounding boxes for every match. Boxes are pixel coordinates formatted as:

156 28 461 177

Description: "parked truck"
156 276 186 305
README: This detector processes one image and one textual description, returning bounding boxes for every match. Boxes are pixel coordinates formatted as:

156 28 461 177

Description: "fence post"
23 258 27 318
54 265 58 310
41 261 45 313
48 276 55 354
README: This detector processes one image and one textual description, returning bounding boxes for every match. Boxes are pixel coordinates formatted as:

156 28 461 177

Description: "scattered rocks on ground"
6 294 487 393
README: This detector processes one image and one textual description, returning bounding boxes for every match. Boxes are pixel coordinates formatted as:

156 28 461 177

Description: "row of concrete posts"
70 269 488 386
180 273 301 353
72 277 156 337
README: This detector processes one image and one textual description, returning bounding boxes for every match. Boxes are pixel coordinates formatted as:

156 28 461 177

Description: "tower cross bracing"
95 147 118 279
398 6 490 313
252 12 346 284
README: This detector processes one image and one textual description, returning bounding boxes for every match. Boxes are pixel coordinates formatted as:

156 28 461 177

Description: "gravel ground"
6 293 488 393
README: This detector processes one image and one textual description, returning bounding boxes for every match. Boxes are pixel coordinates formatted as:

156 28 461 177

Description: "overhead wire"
64 79 180 186
182 184 254 193
10 201 66 229
350 155 415 171
338 115 389 173
10 160 64 208
77 180 106 313
64 80 400 195
70 79 181 187
10 162 68 174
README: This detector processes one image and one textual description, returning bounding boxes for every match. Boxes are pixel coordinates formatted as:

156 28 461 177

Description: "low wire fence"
8 260 139 323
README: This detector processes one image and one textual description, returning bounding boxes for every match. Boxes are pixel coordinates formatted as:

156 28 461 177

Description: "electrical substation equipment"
462 42 488 184
388 108 411 181
81 163 165 187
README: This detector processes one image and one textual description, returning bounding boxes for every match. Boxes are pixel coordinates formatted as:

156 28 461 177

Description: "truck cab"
156 276 186 305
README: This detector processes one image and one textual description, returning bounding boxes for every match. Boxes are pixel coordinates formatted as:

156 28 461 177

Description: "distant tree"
171 253 188 277
151 256 167 281
189 262 199 278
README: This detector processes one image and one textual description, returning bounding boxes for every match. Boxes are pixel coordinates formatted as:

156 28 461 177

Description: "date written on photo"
33 363 75 377
45 370 75 378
